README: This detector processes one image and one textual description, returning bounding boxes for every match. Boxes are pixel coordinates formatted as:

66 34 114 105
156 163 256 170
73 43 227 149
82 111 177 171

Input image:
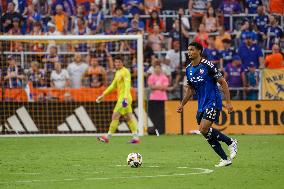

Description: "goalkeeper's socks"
208 128 232 146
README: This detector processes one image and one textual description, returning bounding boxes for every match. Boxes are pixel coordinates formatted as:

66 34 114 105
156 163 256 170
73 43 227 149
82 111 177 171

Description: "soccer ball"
127 153 142 168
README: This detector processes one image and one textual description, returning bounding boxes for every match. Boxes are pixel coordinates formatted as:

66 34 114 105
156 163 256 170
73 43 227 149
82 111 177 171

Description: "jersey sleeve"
103 73 117 96
206 61 223 80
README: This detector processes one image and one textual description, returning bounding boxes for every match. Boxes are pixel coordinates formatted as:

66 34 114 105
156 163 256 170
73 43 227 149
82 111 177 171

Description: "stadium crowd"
0 0 283 101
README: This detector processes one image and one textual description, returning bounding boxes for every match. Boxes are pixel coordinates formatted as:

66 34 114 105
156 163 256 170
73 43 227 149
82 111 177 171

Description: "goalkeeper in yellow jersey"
96 56 140 144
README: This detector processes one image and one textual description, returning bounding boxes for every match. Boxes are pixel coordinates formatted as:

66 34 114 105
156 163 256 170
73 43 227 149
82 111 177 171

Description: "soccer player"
96 55 140 144
177 42 238 167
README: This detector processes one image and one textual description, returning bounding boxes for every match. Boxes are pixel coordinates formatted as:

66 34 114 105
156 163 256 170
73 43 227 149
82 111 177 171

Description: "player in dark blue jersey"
177 42 238 167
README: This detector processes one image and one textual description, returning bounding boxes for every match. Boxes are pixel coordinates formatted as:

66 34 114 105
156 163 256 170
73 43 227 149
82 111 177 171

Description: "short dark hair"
114 55 123 61
188 42 203 53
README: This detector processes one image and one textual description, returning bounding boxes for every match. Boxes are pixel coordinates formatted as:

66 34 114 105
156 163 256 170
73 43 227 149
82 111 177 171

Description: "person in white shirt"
67 53 88 88
50 62 70 89
165 40 186 73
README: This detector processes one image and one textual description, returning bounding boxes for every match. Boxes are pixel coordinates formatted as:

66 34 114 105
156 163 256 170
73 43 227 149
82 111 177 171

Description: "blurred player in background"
177 42 238 167
96 55 139 144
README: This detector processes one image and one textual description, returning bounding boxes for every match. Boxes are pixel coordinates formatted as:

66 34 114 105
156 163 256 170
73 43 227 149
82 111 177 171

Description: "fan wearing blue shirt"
220 39 237 69
265 15 283 49
238 34 264 69
244 0 262 14
122 0 144 15
112 7 129 34
177 42 238 167
254 5 269 34
203 36 221 66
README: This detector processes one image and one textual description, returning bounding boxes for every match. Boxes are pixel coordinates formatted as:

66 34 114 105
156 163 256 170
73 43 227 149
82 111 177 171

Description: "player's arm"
96 75 117 103
177 85 194 113
217 77 233 113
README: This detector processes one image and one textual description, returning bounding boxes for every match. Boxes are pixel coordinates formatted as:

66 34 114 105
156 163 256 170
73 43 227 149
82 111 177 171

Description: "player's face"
114 59 123 69
187 46 200 60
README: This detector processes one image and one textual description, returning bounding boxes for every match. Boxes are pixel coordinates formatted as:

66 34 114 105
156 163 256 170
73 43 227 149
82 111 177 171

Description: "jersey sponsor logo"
190 76 204 83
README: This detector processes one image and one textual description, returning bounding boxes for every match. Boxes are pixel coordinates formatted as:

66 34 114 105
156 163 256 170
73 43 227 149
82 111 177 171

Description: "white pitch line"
0 168 213 184
148 166 159 168
177 167 188 169
115 165 127 167
8 173 41 175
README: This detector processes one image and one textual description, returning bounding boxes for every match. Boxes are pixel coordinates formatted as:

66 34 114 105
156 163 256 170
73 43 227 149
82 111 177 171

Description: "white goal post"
0 35 145 136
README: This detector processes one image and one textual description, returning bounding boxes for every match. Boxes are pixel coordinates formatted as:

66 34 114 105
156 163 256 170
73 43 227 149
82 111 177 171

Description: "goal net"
0 35 145 136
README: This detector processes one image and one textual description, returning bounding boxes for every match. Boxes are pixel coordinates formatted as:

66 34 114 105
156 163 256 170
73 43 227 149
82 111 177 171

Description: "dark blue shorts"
196 108 221 125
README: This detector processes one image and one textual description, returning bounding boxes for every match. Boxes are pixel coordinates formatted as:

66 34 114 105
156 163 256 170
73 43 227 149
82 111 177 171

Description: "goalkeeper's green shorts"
113 99 133 115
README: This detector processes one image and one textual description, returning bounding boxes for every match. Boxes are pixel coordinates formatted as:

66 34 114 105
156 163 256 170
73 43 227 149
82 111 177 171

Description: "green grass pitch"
0 135 283 189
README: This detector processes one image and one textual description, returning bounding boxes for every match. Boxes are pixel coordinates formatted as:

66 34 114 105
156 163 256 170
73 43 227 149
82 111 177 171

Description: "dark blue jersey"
220 47 236 67
255 14 269 33
186 58 223 112
203 48 221 63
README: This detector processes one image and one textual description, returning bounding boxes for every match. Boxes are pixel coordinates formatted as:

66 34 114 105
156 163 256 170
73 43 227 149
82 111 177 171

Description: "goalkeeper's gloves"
122 98 128 107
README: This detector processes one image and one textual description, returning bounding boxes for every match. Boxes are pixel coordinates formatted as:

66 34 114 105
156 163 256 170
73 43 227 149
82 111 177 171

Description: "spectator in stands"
244 62 259 100
165 41 185 99
42 45 61 73
4 55 25 88
87 2 104 34
255 5 269 34
122 0 144 15
126 18 144 34
30 22 44 54
265 44 284 69
95 0 116 15
265 15 283 49
33 0 51 31
52 4 68 33
202 6 219 32
220 39 236 69
224 55 245 100
218 0 241 30
46 22 61 35
27 61 46 88
244 0 263 14
145 10 164 33
8 17 23 35
188 0 210 31
194 23 209 48
147 63 169 101
178 7 190 32
268 0 284 15
112 7 129 34
67 53 88 88
50 62 70 89
105 21 119 35
83 56 107 88
168 19 189 51
89 43 114 70
215 26 231 50
165 41 186 74
23 4 42 34
147 57 171 79
238 34 264 69
73 17 90 52
144 0 162 14
203 36 221 66
147 24 164 52
1 2 23 33
237 20 258 44
133 13 145 30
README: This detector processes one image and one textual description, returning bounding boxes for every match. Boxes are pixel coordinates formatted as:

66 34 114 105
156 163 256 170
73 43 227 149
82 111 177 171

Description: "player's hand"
96 95 104 103
176 105 183 113
122 98 128 107
225 103 234 114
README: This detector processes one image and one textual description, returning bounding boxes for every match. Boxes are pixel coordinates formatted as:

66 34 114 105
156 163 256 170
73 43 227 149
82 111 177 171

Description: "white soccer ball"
127 153 142 168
